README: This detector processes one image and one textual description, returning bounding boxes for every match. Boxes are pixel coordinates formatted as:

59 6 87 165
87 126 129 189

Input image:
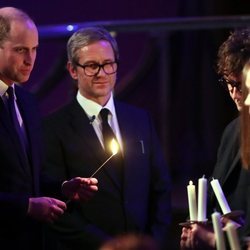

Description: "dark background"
1 1 250 248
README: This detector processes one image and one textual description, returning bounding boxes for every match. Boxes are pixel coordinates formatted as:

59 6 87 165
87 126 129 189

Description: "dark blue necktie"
6 87 28 153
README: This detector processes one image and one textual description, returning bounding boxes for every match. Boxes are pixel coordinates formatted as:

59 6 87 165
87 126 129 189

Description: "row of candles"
187 176 241 250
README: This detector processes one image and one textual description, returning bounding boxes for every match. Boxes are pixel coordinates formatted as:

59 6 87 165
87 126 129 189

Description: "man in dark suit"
0 7 98 250
0 6 68 250
180 28 250 249
43 26 171 250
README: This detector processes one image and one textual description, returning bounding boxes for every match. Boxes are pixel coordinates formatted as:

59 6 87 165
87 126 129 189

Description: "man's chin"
17 77 30 84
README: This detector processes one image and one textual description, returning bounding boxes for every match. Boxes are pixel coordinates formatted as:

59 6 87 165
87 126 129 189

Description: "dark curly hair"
217 28 250 78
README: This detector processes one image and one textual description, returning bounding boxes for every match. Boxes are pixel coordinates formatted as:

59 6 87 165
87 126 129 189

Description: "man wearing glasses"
181 28 250 249
43 26 171 250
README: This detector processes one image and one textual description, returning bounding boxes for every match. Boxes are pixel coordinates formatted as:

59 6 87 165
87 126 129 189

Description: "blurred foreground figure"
99 233 159 250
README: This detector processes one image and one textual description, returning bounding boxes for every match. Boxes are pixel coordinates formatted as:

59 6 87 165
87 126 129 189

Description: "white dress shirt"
76 91 123 152
0 80 24 130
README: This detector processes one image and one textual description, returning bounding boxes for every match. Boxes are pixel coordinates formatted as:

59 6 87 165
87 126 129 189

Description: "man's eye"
15 48 25 53
87 64 99 70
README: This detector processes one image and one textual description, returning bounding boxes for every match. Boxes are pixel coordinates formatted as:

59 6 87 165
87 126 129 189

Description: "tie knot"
100 108 110 122
6 87 14 100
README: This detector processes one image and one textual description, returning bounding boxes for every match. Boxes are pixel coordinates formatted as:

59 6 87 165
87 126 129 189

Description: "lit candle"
198 175 207 221
211 211 226 250
90 139 119 177
210 178 231 214
187 180 197 221
225 221 241 250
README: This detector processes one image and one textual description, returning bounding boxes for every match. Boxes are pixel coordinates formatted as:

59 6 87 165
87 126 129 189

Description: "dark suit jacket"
43 98 171 250
208 117 250 238
0 85 43 250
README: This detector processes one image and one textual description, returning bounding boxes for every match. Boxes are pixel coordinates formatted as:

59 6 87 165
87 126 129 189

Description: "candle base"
222 210 244 219
222 210 244 227
179 219 209 227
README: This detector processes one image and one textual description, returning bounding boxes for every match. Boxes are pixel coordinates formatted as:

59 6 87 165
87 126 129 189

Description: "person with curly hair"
180 28 250 250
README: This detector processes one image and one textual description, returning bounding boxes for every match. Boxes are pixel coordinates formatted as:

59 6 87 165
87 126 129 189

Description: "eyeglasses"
75 61 118 77
218 77 242 93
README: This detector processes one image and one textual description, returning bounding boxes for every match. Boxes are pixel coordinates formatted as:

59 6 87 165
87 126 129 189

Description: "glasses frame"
75 61 118 77
218 77 242 93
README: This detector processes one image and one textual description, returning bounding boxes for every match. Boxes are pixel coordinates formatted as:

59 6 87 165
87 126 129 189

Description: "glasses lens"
219 77 241 93
84 64 99 76
103 62 118 75
83 62 118 76
219 78 228 89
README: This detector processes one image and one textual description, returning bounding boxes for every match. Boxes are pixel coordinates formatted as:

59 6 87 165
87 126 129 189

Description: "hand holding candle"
198 175 207 222
187 180 197 221
210 178 231 215
90 139 119 177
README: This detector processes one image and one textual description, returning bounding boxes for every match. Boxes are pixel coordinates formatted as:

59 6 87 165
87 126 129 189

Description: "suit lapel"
114 103 138 190
0 93 32 176
71 100 103 152
69 100 107 172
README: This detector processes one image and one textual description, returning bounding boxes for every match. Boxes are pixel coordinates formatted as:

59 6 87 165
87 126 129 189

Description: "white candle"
225 221 241 250
187 180 197 221
198 175 207 221
211 211 226 250
210 178 231 214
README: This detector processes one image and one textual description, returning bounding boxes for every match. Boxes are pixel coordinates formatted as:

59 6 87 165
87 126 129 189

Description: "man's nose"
231 87 241 98
24 51 35 65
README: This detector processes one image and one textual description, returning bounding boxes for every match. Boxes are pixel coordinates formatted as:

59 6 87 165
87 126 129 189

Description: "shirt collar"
102 94 115 117
0 80 15 97
76 91 115 118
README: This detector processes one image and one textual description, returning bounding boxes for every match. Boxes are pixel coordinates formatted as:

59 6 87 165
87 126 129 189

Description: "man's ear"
67 61 78 80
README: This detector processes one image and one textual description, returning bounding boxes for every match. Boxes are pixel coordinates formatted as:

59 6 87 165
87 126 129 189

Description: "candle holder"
179 219 209 227
222 210 244 227
221 210 244 219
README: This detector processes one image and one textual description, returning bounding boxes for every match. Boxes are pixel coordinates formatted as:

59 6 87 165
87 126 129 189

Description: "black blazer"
43 99 171 250
209 117 250 238
0 85 43 249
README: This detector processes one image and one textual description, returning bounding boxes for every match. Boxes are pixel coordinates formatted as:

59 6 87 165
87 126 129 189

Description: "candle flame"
110 139 119 155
